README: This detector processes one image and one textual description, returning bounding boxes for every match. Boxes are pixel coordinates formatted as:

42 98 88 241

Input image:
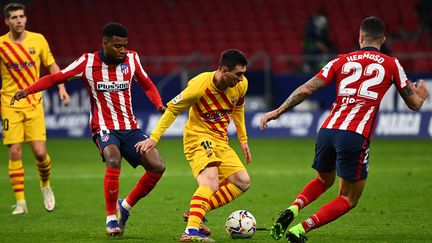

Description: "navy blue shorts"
93 129 148 168
312 128 370 181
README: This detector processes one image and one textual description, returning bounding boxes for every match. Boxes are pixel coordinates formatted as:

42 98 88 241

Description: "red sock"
292 178 326 209
104 167 120 216
125 171 162 207
301 196 350 232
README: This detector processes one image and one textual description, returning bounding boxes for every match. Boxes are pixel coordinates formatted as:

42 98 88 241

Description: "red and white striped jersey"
26 50 163 135
316 47 409 140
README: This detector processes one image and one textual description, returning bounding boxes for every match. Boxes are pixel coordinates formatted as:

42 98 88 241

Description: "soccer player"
0 2 70 215
11 22 166 237
136 49 252 242
260 16 429 242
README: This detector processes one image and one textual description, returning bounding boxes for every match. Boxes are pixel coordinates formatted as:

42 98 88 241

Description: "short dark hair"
219 49 248 70
4 3 25 18
102 22 128 38
360 16 385 40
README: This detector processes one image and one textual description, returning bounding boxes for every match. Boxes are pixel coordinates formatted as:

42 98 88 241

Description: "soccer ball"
225 210 257 239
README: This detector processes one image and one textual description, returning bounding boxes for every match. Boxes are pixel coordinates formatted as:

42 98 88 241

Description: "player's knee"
234 175 251 192
8 144 22 160
152 163 166 174
34 153 46 162
105 157 121 168
204 177 220 192
347 198 359 209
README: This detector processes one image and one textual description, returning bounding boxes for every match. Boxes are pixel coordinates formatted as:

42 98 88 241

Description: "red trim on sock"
208 200 215 209
190 204 207 210
219 188 229 202
223 185 235 199
192 196 209 203
9 173 24 178
190 211 204 219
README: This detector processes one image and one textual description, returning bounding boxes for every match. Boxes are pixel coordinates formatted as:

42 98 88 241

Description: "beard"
106 54 125 65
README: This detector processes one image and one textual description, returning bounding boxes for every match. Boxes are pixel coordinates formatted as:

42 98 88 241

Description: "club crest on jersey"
97 81 129 92
28 47 36 55
120 64 129 74
231 97 238 105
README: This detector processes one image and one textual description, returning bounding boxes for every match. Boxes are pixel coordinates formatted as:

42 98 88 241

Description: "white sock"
106 215 117 224
121 199 132 211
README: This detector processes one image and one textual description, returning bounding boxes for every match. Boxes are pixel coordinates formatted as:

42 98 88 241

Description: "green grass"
1 138 431 242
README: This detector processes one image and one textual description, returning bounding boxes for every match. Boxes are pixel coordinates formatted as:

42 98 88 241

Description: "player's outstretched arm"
400 79 429 111
10 90 29 105
260 77 326 130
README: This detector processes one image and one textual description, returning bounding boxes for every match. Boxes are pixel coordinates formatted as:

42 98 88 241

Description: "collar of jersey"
360 47 380 52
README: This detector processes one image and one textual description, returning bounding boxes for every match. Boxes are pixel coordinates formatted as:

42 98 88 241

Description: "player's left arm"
133 53 165 113
399 79 429 111
232 80 251 164
48 62 70 106
393 59 429 111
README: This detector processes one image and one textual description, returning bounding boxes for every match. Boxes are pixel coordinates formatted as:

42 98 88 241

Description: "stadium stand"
0 0 430 74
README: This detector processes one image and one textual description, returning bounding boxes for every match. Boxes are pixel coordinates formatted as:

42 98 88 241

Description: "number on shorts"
2 118 9 131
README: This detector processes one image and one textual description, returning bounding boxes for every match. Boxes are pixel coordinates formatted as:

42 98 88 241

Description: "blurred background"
1 0 431 139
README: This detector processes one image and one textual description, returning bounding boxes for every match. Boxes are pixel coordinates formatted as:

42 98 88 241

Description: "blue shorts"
93 129 148 168
312 128 370 181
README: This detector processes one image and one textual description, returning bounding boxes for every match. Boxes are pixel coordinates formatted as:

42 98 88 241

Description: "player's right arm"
10 54 87 105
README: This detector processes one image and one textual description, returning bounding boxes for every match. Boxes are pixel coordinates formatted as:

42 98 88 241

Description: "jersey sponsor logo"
96 81 129 92
205 110 231 122
120 63 129 75
6 61 36 71
172 93 183 104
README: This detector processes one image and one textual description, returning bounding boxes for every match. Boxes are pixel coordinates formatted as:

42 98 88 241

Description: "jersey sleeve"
315 57 340 84
26 54 87 94
232 77 248 143
149 80 201 142
392 58 409 92
133 53 163 109
39 34 56 68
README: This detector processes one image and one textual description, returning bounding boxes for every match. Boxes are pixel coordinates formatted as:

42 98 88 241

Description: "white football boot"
12 200 28 215
41 186 55 212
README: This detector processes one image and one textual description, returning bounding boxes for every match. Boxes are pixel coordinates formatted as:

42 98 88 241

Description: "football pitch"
1 138 431 243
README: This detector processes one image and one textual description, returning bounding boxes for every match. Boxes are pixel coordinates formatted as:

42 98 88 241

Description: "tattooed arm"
260 76 327 130
400 79 429 111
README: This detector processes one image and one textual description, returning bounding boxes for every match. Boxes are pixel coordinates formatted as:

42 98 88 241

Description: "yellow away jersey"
0 31 55 109
151 71 248 145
